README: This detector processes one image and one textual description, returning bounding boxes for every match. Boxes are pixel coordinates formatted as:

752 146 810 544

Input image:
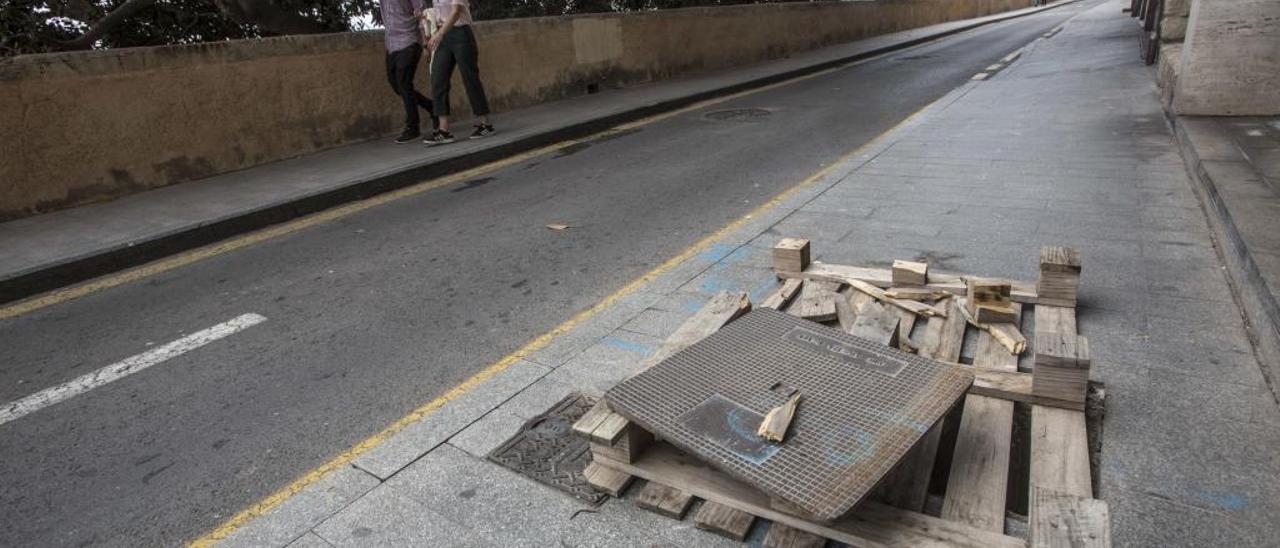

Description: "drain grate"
605 309 974 521
488 393 607 505
703 108 772 122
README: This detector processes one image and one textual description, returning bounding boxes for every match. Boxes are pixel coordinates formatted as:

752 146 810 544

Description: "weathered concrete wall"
0 0 1031 220
1173 0 1280 116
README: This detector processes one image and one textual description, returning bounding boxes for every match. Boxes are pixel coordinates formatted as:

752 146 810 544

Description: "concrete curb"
0 0 1080 306
1170 115 1280 399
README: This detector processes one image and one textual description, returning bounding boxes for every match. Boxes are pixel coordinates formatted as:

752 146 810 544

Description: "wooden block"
1033 332 1091 403
973 302 1018 324
764 522 829 548
635 481 695 519
966 277 1012 308
848 301 901 347
757 393 801 443
892 260 929 286
694 501 756 541
590 423 654 463
1030 486 1111 548
572 400 614 439
774 238 811 275
1038 247 1081 307
762 278 803 310
589 411 631 445
786 280 840 322
584 461 634 497
1040 246 1082 274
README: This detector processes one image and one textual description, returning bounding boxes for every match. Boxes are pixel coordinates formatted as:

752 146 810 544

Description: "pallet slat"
635 481 695 519
763 522 828 548
1030 486 1110 548
1030 306 1092 498
694 501 756 541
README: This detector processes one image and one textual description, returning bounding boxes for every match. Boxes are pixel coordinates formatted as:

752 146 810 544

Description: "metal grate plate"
488 393 607 505
605 308 973 520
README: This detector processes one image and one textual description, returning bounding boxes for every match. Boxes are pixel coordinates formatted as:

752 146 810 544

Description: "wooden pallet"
576 243 1110 547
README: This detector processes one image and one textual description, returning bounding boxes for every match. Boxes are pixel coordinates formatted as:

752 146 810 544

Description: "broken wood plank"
783 262 1038 303
762 278 804 310
757 393 801 443
763 522 828 548
884 287 953 302
848 300 901 346
694 501 756 541
892 260 928 286
635 480 695 519
957 299 1026 354
942 302 1023 532
1030 486 1111 548
774 238 812 275
584 461 634 497
846 279 941 318
877 298 967 512
834 288 857 331
893 307 917 352
594 443 1024 548
641 290 751 370
1031 305 1092 499
969 368 1084 411
786 280 840 322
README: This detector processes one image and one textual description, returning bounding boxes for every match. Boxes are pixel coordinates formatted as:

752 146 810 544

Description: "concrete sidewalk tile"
500 375 581 418
219 466 378 548
352 360 550 479
1106 487 1270 548
676 264 776 303
618 306 694 339
311 484 494 547
284 532 333 548
447 410 527 458
542 329 661 395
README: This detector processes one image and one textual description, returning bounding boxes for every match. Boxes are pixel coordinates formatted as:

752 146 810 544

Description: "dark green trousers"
431 26 491 118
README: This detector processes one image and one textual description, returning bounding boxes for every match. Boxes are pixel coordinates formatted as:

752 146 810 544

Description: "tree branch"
44 0 158 50
213 0 326 35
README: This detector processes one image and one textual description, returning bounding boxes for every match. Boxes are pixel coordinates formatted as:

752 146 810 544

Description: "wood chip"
546 223 570 230
957 298 1026 354
761 278 803 310
757 393 801 443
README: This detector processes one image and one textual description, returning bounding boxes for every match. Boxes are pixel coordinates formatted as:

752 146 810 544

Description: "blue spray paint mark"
700 275 741 294
695 243 737 264
822 426 875 467
1198 492 1249 510
600 336 654 356
749 277 780 305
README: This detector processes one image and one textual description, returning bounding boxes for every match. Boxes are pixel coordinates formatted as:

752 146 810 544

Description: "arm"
428 3 463 51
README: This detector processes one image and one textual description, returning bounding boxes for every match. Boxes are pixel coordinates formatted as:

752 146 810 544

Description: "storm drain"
488 393 607 504
703 107 772 122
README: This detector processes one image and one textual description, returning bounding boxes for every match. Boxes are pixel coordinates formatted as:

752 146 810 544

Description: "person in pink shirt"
423 0 495 145
381 0 437 144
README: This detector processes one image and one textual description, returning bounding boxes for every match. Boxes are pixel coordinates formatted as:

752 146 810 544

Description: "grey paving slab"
543 329 663 395
447 410 528 458
219 466 378 548
351 359 550 479
498 375 581 419
311 484 494 547
284 532 333 548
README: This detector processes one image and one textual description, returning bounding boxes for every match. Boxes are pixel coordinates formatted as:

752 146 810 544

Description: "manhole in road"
703 107 773 122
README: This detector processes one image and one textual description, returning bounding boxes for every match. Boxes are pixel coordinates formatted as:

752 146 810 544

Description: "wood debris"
846 278 942 318
773 238 811 275
757 393 801 443
957 299 1026 354
761 278 803 310
892 260 929 286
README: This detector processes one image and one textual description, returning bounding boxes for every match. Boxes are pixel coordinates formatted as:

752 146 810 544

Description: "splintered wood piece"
846 279 941 318
848 301 901 347
774 238 812 275
786 280 840 322
1030 486 1111 548
893 308 917 352
785 262 1039 304
761 278 804 310
957 299 1026 354
764 522 828 548
694 501 756 541
641 290 750 370
834 289 857 331
757 393 802 443
884 287 952 301
635 481 695 519
892 260 929 286
594 443 1025 548
584 461 634 497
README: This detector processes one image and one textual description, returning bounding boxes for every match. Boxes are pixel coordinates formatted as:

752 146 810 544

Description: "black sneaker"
469 124 496 139
424 130 455 146
394 130 421 144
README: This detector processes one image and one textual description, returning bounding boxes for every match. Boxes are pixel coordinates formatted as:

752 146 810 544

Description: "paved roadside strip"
0 0 1083 309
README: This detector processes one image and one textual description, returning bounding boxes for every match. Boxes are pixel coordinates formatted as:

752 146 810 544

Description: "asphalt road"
0 5 1091 546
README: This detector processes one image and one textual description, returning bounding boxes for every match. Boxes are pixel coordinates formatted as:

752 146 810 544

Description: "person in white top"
423 0 495 145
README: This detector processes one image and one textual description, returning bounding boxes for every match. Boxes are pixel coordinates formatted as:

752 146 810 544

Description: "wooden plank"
593 443 1026 548
1029 486 1111 548
849 300 901 346
846 279 941 318
757 393 802 442
892 260 928 286
942 303 1023 532
590 411 631 445
584 461 634 497
877 298 967 512
969 368 1084 412
764 522 829 548
783 262 1037 304
635 481 695 519
694 501 756 541
884 287 952 302
642 290 751 369
786 280 840 322
572 400 613 439
762 278 804 310
1031 306 1092 499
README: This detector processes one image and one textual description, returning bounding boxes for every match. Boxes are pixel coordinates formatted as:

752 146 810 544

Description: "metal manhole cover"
488 393 607 504
703 108 772 121
605 308 974 521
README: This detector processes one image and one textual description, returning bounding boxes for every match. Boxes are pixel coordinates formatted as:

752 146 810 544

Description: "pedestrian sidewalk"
215 0 1280 546
0 1 1079 304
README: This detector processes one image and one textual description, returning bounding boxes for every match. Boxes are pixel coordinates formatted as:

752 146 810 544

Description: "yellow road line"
188 85 948 547
0 40 926 324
